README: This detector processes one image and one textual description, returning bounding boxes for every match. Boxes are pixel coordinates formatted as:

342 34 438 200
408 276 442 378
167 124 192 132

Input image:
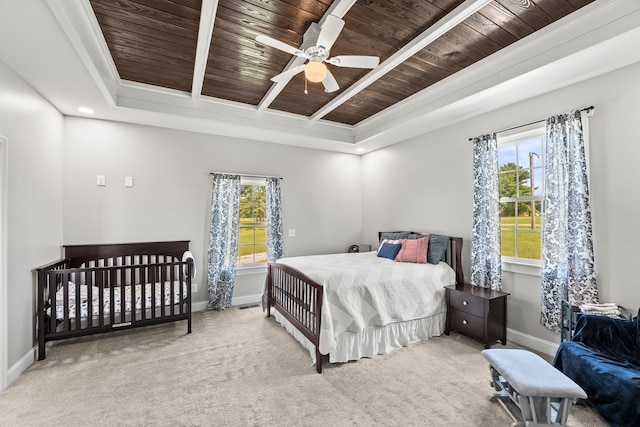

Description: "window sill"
502 257 541 277
236 264 268 276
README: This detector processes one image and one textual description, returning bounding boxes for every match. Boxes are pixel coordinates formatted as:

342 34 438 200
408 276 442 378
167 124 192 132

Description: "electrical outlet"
191 282 198 293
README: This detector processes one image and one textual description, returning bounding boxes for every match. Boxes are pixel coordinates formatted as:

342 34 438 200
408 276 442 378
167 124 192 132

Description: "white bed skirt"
273 310 446 364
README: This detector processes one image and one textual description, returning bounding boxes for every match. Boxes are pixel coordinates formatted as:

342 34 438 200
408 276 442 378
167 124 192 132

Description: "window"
497 125 546 261
238 177 267 266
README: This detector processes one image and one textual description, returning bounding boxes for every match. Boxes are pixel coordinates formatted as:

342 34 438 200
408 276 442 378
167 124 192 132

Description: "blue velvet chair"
553 312 640 427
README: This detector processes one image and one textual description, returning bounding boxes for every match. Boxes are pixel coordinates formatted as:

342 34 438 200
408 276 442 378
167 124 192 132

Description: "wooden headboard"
63 241 190 268
377 231 463 285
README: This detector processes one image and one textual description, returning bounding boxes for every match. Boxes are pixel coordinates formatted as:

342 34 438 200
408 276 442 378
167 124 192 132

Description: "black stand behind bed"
36 241 192 360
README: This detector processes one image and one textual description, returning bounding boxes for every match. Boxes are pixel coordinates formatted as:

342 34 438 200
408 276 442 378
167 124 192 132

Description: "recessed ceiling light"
78 106 94 114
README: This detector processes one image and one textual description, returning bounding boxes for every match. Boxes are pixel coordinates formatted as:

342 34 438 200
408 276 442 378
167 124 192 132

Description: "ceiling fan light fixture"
304 61 327 83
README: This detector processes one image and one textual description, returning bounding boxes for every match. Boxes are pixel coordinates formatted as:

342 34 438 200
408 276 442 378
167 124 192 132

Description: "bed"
36 241 193 360
265 231 463 373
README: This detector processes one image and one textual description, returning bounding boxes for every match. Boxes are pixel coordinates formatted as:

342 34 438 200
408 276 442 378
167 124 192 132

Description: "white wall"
0 60 64 375
362 61 640 350
62 118 363 304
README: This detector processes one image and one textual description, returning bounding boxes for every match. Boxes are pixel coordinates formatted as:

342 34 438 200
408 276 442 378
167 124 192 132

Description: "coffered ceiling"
90 0 594 125
2 1 640 153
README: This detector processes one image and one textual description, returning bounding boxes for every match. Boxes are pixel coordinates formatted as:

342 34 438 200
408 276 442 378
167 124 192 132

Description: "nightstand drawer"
450 310 484 338
449 291 484 317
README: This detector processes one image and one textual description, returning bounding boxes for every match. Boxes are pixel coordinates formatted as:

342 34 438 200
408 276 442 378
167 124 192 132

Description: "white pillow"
377 239 400 253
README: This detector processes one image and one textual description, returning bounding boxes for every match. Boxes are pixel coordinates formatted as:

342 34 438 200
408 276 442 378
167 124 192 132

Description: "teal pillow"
377 242 402 260
427 235 450 264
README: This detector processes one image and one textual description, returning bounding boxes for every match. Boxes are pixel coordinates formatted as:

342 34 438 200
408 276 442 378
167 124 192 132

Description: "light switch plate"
125 176 134 187
96 175 106 186
288 229 296 237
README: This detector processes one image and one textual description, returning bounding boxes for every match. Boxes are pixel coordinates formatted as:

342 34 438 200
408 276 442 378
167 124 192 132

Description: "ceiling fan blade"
271 65 305 83
256 34 303 57
322 70 340 93
329 55 380 69
316 15 345 52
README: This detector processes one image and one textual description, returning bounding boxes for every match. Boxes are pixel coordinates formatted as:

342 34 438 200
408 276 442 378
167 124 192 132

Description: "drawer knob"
463 301 469 306
462 320 468 325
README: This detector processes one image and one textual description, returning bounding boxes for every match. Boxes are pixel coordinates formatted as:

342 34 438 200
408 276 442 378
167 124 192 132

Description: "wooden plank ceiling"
90 0 594 126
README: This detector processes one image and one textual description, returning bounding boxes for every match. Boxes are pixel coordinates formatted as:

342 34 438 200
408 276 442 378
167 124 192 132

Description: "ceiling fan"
255 15 379 93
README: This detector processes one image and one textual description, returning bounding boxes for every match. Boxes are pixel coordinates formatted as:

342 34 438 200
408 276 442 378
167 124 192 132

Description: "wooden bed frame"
36 241 192 360
266 232 463 373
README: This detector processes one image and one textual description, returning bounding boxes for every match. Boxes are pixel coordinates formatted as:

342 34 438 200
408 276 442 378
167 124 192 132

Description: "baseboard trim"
506 328 559 357
192 301 208 312
190 294 262 312
7 347 35 387
232 294 262 307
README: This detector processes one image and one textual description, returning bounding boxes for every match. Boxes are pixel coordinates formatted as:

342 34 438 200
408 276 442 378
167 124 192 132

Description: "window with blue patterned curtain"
207 174 283 310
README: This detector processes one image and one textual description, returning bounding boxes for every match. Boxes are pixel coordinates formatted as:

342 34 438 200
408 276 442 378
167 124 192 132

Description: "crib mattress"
48 281 188 319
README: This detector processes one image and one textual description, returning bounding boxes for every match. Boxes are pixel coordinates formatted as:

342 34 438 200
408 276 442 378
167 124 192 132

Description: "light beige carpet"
0 307 607 426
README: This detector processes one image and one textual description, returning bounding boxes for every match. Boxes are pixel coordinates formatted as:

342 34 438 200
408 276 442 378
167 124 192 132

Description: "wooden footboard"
36 241 192 360
266 262 323 373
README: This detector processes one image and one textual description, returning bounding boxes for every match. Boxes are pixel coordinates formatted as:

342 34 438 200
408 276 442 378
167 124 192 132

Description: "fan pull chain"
304 77 308 95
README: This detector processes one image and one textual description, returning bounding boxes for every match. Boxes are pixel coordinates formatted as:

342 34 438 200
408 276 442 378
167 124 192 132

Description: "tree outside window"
498 131 545 260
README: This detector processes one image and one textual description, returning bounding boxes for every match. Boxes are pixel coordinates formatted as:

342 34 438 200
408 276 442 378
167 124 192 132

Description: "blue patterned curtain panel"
207 173 240 310
541 110 598 331
266 177 284 262
471 133 502 291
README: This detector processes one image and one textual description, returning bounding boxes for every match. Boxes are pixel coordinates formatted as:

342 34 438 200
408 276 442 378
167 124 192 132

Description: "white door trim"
0 135 7 391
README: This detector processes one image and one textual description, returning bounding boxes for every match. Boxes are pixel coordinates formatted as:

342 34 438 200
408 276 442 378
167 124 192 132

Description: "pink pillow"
395 237 428 264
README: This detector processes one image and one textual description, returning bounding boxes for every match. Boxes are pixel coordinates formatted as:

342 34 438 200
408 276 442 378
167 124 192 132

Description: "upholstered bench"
481 349 587 426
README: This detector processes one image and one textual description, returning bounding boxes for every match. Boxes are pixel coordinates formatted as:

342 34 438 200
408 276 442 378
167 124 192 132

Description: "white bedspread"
274 251 455 357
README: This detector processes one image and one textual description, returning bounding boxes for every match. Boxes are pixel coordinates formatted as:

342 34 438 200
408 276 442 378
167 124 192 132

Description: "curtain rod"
468 106 594 141
209 172 283 180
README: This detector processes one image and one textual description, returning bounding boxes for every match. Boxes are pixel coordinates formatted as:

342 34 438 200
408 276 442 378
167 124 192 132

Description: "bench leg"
488 366 577 427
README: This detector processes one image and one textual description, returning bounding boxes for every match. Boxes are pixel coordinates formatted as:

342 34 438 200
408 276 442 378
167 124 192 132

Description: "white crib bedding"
48 281 188 320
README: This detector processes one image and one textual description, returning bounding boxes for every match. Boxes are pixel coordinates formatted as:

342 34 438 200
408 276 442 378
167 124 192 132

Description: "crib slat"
150 264 157 319
170 263 175 317
109 269 116 326
73 271 81 331
130 265 137 323
120 266 126 324
97 269 104 328
161 263 166 317
49 271 58 336
141 266 147 321
86 270 93 329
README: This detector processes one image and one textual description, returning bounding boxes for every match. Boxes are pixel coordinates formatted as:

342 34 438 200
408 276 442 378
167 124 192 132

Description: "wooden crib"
36 241 193 360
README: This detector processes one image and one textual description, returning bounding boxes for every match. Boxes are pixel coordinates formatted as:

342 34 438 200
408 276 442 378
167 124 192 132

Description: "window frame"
237 176 268 268
497 123 546 276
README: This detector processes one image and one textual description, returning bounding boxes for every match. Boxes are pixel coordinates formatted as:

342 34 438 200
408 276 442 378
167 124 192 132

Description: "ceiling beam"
310 0 493 121
256 0 357 111
191 0 218 98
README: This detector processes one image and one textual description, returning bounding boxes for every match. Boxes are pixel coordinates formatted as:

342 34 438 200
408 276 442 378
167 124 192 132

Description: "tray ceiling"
88 0 594 126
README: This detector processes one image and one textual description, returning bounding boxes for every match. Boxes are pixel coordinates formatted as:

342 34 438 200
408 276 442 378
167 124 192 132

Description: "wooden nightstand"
444 284 509 348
